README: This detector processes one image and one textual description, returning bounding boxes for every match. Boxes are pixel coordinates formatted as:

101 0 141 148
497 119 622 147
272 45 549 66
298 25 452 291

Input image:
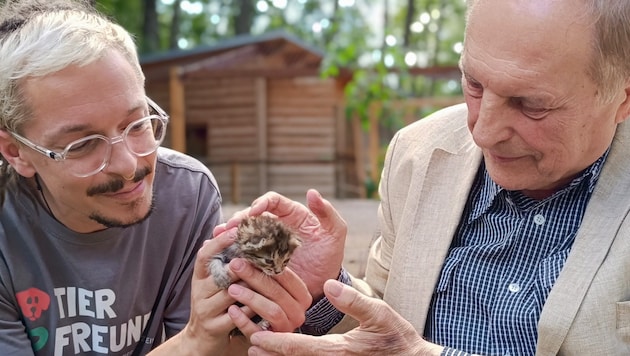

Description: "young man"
0 1 310 354
222 0 630 355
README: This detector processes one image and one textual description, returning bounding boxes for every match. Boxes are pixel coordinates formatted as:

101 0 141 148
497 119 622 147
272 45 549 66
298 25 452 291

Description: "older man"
223 0 630 355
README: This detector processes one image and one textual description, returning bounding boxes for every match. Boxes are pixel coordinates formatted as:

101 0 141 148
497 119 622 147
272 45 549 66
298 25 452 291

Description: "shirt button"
533 214 545 225
508 283 521 293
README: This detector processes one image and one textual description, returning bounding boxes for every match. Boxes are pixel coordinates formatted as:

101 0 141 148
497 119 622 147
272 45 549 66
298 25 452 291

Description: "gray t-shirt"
0 147 222 355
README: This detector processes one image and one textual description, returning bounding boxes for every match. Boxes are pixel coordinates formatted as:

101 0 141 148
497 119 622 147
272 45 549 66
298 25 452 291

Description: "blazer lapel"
391 123 483 332
536 121 630 355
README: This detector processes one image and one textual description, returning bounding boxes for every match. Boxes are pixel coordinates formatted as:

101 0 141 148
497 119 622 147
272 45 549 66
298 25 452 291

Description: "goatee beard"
89 196 155 228
86 166 154 228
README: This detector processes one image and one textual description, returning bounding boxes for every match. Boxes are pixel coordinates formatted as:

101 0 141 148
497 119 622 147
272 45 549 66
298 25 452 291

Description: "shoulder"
400 103 468 137
390 103 471 154
157 147 211 174
155 147 221 201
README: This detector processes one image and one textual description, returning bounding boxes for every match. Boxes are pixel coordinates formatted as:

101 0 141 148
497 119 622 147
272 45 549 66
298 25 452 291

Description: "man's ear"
614 78 630 124
0 130 36 178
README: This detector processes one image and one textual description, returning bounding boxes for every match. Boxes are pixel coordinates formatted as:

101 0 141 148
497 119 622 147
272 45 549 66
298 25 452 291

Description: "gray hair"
0 0 145 202
465 0 630 103
585 0 630 102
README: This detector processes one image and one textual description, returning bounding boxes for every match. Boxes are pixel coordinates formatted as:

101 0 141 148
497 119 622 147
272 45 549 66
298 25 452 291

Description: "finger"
305 189 348 239
249 331 344 356
230 259 308 324
212 222 228 236
249 191 311 223
272 267 313 310
194 229 236 279
224 208 252 230
190 289 242 335
322 279 384 325
227 283 295 332
247 346 276 356
228 304 263 338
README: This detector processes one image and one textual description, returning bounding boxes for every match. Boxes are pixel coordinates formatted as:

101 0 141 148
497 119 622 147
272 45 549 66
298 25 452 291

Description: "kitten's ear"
289 235 301 249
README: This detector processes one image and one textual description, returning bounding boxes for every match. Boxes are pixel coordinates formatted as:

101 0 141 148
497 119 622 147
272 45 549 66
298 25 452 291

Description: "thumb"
306 189 347 237
322 279 381 324
193 229 236 279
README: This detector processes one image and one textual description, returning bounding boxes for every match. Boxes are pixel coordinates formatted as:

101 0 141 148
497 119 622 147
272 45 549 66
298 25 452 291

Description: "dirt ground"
221 198 381 278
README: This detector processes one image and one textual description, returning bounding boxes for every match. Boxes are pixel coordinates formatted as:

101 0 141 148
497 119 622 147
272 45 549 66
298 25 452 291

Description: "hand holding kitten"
218 189 348 301
210 216 312 337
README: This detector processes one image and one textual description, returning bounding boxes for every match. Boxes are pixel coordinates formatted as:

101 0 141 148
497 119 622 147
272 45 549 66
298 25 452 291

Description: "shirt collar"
469 148 610 222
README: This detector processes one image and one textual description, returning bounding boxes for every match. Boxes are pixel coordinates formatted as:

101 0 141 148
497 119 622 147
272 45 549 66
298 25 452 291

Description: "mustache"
86 166 152 196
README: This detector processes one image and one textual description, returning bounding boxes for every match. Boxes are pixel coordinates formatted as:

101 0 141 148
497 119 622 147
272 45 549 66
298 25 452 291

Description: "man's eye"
66 138 101 157
464 77 483 97
522 107 550 120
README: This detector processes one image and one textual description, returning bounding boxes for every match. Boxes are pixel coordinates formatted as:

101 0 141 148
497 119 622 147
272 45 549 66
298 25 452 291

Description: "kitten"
209 215 301 289
208 215 301 333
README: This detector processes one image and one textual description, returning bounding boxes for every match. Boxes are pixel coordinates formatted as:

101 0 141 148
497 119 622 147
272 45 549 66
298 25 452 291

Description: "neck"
31 174 107 233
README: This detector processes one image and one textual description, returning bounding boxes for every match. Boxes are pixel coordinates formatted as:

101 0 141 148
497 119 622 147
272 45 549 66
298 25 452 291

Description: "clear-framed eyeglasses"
10 96 169 178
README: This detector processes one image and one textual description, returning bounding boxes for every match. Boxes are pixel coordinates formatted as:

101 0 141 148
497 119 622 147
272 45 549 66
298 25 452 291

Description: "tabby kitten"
209 214 301 290
208 215 301 333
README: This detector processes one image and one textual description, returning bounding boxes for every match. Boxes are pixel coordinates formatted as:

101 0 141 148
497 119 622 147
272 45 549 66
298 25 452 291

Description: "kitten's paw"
258 319 271 331
208 258 232 289
213 272 232 289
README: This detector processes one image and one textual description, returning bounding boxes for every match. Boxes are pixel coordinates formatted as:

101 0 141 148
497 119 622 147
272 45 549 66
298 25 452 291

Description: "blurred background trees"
95 0 466 125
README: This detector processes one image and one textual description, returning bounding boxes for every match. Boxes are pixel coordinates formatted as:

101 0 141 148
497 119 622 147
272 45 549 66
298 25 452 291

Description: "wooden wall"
266 77 338 199
147 73 349 204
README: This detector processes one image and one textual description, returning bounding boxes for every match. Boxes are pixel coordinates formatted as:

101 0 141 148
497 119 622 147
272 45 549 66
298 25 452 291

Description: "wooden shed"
141 31 358 203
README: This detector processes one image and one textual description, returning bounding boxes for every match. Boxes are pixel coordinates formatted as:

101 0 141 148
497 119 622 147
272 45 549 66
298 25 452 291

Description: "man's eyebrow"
39 100 147 144
39 123 92 146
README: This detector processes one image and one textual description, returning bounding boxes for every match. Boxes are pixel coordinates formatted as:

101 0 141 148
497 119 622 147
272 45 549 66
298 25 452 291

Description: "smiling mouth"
104 180 145 199
87 167 152 196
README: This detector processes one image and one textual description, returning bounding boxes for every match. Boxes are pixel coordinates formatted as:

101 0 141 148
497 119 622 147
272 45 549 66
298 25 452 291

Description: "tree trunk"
323 0 340 46
233 0 254 35
402 0 416 48
169 0 182 49
142 0 160 53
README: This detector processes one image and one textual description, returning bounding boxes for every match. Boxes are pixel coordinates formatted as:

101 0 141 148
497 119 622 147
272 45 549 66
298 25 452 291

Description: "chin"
91 197 155 228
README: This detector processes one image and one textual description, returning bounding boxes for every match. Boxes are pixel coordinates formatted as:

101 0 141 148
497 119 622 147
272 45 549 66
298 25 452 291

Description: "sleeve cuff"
298 268 352 335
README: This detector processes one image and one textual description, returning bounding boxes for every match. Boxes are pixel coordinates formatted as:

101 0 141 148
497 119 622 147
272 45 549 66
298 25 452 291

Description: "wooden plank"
352 114 366 198
256 77 268 195
269 128 334 137
169 66 186 153
268 137 335 146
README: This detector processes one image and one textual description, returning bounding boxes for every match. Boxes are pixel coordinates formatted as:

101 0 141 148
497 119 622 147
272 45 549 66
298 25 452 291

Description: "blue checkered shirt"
425 151 608 356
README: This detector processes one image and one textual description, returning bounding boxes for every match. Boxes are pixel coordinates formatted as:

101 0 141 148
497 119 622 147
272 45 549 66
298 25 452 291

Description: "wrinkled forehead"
463 0 594 68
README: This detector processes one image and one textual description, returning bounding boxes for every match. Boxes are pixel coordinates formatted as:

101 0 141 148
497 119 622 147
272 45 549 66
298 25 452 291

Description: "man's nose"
472 93 513 147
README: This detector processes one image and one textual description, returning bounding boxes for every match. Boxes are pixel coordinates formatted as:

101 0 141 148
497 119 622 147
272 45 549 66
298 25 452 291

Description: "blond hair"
0 0 145 199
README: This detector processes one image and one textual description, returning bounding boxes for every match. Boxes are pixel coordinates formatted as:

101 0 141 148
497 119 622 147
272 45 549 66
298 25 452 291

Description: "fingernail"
227 305 239 317
227 229 237 241
230 259 244 271
229 283 243 296
326 281 343 297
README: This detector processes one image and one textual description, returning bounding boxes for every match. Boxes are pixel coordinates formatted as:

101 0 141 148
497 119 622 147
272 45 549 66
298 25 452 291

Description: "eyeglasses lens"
63 116 166 177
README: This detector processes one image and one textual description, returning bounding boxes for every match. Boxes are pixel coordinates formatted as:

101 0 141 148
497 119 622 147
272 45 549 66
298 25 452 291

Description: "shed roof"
141 30 324 65
141 30 329 80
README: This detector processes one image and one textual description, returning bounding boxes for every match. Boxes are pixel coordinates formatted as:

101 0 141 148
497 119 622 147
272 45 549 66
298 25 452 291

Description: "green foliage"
96 1 143 41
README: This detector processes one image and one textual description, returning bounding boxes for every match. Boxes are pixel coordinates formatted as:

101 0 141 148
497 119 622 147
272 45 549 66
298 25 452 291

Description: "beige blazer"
333 104 630 355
